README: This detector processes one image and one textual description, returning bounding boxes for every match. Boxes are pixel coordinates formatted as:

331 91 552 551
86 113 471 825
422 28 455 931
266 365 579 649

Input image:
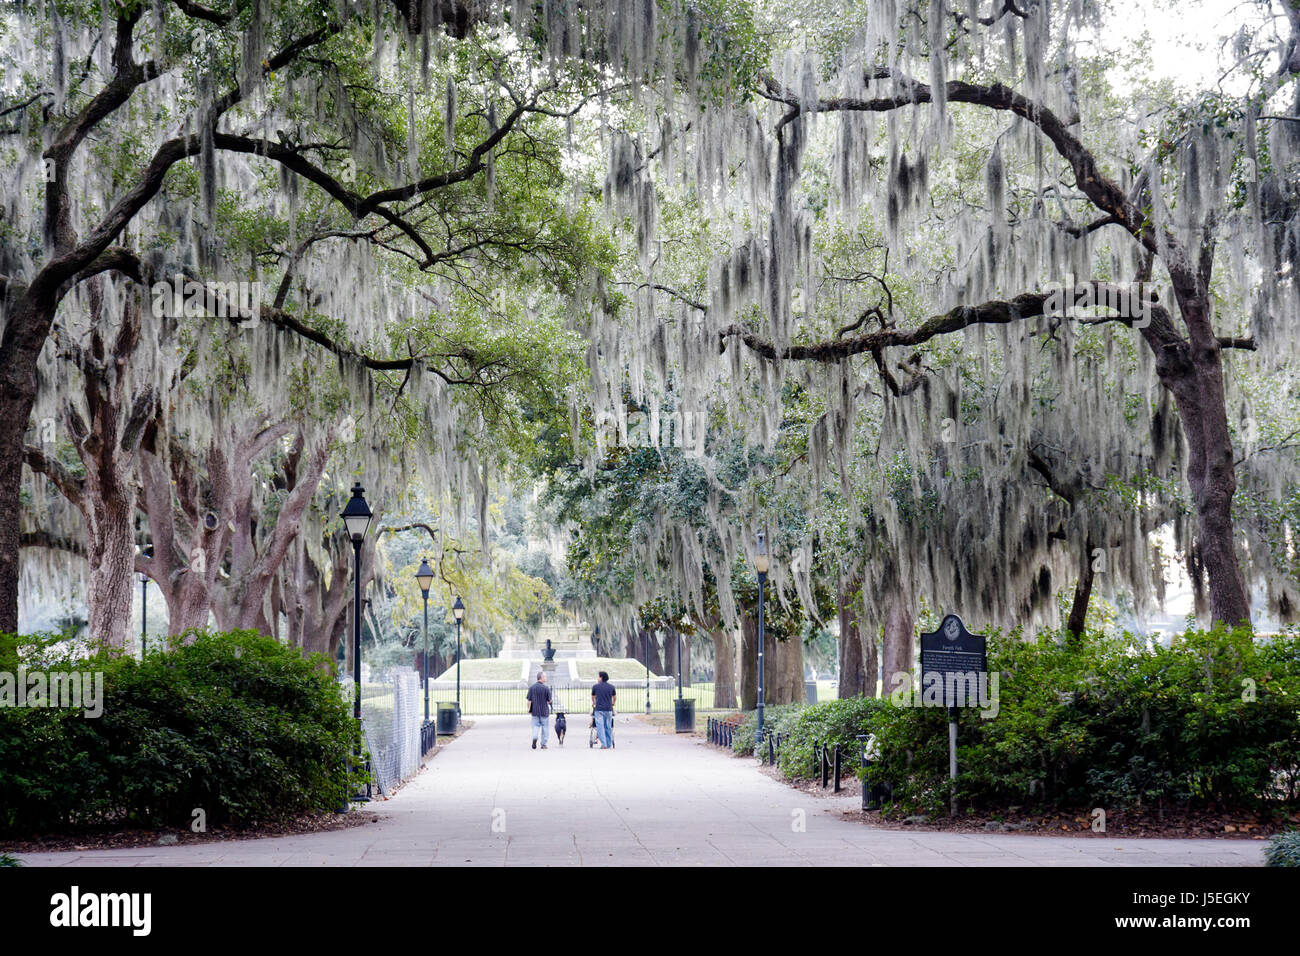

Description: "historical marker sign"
919 614 987 709
919 613 989 817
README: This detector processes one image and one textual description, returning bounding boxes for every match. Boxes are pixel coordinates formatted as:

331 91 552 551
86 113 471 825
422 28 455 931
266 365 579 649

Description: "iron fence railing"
423 678 712 715
706 715 744 748
818 741 843 792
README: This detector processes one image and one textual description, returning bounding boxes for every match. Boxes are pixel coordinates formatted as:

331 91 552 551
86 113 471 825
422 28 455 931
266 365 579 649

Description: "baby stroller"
554 709 567 746
589 708 615 748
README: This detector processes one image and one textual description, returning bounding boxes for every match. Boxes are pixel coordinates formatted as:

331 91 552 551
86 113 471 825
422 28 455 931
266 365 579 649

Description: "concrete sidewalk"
13 715 1265 866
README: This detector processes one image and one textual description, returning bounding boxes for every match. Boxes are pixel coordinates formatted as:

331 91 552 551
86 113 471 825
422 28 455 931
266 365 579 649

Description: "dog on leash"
554 709 567 745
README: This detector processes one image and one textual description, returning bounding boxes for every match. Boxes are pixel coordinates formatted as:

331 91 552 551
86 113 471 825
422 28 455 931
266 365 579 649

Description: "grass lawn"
350 675 839 718
576 657 663 680
432 659 527 681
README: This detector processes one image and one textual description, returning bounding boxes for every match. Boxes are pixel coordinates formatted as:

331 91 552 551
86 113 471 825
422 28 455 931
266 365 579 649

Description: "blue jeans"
531 715 549 746
594 710 613 748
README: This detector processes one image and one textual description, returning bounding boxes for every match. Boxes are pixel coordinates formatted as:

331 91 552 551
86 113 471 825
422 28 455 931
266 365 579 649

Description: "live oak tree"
717 0 1300 627
3 0 611 643
578 0 1300 636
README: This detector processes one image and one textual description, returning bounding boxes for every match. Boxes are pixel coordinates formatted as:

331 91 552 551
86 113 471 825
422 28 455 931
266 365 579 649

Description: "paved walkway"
14 715 1265 866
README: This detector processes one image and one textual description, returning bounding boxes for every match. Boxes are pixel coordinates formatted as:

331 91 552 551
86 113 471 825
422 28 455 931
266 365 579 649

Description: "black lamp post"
139 573 148 656
341 482 373 742
644 633 651 714
754 530 770 748
452 595 465 724
676 623 684 700
416 558 434 725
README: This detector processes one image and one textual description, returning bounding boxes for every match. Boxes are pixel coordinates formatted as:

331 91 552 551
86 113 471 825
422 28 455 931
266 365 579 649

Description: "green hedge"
730 704 805 756
775 696 893 779
1266 831 1300 866
0 630 364 834
863 626 1300 815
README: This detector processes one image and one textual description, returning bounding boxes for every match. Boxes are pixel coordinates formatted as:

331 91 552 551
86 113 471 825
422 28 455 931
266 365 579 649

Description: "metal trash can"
857 734 892 810
674 697 696 733
805 680 818 704
436 703 458 735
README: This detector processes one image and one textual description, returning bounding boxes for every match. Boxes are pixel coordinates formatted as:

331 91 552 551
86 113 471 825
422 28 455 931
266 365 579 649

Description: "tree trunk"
739 613 758 710
0 290 58 635
768 633 805 705
638 627 664 675
664 626 679 686
1066 534 1095 644
85 500 137 650
710 624 738 709
219 424 335 634
663 627 691 687
838 575 867 697
20 283 159 650
1144 286 1251 627
863 622 879 698
881 594 915 690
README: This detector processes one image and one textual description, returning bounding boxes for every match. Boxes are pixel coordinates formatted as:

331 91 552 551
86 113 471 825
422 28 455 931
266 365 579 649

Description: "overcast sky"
1119 0 1275 92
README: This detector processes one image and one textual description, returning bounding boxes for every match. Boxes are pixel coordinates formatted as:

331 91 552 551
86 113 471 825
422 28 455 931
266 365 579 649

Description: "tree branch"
23 445 85 506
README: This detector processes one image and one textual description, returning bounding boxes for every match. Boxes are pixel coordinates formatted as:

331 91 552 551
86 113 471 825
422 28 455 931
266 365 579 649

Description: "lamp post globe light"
342 482 373 778
415 558 435 725
754 530 770 749
452 595 465 725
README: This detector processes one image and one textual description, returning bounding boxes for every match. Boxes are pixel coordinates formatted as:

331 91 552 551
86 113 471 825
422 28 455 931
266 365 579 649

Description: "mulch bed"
754 763 1297 839
0 809 382 853
846 806 1298 839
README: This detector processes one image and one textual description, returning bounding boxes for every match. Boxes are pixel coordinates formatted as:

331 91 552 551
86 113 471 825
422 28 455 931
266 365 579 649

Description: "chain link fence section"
346 669 422 798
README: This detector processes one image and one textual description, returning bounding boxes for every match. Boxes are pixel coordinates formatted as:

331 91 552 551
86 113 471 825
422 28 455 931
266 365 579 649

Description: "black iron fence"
707 714 744 747
818 741 843 792
425 679 697 715
763 729 788 765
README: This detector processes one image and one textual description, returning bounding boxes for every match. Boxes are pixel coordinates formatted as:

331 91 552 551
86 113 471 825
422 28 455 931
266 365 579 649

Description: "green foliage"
730 704 805 756
0 631 364 834
775 696 892 779
0 853 19 867
863 627 1300 816
0 627 87 671
1265 831 1300 867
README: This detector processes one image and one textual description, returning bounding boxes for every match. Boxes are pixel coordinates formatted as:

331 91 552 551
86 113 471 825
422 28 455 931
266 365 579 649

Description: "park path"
14 715 1265 866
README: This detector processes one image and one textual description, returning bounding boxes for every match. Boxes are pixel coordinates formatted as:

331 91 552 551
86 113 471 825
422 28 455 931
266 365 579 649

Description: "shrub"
776 696 893 779
0 853 20 867
863 626 1300 816
730 704 805 756
1265 831 1300 867
0 630 364 834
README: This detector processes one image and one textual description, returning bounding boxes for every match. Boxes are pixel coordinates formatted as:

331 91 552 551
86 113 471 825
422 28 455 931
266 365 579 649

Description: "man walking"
591 671 616 749
526 671 552 749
